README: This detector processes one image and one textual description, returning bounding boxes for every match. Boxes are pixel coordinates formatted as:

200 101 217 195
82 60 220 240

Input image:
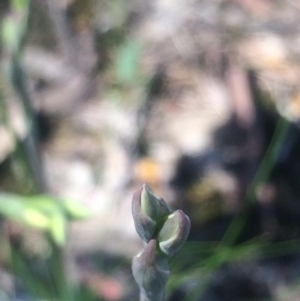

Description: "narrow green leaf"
25 195 61 213
49 212 67 246
115 39 142 85
2 18 18 48
22 208 50 229
0 194 25 219
12 0 29 11
62 199 90 219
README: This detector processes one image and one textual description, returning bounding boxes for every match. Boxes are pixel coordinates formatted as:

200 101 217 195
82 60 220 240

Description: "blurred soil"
2 0 300 300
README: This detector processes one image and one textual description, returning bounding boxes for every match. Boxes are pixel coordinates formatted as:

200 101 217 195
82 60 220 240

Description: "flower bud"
132 184 170 242
157 197 171 222
158 210 191 257
132 239 169 301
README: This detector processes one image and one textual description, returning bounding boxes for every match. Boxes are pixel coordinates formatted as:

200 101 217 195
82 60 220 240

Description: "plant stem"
140 292 149 301
1 0 47 193
140 292 164 301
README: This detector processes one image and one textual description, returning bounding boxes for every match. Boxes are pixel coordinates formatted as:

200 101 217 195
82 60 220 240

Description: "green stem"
140 292 149 301
1 0 47 193
140 292 165 301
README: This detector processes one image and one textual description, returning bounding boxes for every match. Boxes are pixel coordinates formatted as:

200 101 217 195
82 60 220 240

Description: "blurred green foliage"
0 194 90 245
1 0 300 301
0 1 95 300
1 0 29 57
115 39 142 86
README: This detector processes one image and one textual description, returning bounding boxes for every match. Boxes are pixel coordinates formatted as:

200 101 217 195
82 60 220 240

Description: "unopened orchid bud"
132 239 169 301
157 197 171 223
132 184 170 242
158 210 191 257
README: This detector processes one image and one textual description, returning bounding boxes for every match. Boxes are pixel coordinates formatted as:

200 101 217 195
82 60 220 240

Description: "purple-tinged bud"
132 184 170 242
132 239 169 301
158 210 191 257
157 197 171 221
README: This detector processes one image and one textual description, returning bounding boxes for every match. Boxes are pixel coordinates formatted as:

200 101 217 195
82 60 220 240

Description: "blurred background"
1 0 300 300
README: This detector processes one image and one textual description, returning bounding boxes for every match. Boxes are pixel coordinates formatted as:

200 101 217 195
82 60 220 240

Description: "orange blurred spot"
135 158 161 186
